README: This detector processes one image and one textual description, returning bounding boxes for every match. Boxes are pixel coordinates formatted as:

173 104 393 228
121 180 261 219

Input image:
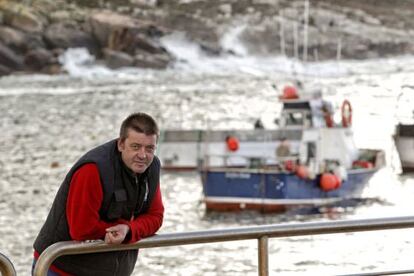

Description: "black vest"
33 139 160 276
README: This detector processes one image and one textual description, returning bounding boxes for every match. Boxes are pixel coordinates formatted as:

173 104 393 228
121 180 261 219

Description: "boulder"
103 48 134 69
0 42 23 70
89 10 161 47
1 4 45 33
23 33 46 52
108 30 167 55
48 10 72 23
131 33 167 54
0 63 11 76
89 10 139 47
134 52 170 69
0 26 26 53
44 23 100 55
24 48 55 71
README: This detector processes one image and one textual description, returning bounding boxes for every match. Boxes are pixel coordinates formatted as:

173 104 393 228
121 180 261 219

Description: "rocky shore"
1 0 414 76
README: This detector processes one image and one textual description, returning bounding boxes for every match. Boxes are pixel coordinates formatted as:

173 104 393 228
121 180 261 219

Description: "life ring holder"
341 100 352 127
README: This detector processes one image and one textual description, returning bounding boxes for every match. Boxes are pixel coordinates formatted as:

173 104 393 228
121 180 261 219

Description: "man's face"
117 129 157 174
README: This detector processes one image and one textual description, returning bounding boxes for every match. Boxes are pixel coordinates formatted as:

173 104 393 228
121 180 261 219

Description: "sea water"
1 38 414 275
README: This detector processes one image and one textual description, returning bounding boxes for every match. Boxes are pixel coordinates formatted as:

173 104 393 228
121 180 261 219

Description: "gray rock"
0 26 26 53
44 23 100 54
113 31 167 55
24 48 55 71
23 34 46 52
2 4 45 33
89 10 140 47
48 10 72 23
89 10 163 47
0 63 11 76
103 48 134 69
0 42 23 70
134 52 170 69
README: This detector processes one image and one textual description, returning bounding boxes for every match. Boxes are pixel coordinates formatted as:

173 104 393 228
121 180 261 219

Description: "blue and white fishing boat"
196 87 385 212
157 86 336 170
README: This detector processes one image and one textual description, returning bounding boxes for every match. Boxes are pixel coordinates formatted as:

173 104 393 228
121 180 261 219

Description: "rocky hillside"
1 0 414 76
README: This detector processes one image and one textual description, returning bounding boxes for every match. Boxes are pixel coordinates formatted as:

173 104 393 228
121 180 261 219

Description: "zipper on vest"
136 177 148 216
131 175 139 220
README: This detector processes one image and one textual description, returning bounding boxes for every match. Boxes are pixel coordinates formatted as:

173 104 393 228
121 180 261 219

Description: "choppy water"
1 46 414 275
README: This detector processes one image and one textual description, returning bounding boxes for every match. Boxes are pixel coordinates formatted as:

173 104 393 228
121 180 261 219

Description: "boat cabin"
278 93 335 130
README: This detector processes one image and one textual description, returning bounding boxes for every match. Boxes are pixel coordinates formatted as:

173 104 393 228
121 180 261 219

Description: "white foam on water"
58 48 114 78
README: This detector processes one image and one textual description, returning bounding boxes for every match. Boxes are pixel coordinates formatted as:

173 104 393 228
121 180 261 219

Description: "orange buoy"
284 160 296 171
226 136 239 152
320 173 339 191
341 99 352 127
333 174 342 189
296 165 309 179
281 85 299 99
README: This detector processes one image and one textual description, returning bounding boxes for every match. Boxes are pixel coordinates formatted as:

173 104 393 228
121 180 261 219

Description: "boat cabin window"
287 112 303 126
281 110 312 128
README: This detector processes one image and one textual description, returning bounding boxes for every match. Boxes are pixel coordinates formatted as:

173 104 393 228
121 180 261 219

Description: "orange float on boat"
284 160 296 171
280 85 299 99
296 165 309 179
226 136 239 152
320 173 341 191
333 174 342 189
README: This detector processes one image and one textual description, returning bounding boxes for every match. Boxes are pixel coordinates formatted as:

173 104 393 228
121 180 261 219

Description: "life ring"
341 99 352 127
226 136 239 152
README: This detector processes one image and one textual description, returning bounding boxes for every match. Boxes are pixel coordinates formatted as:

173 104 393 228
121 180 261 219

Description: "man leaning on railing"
32 113 164 276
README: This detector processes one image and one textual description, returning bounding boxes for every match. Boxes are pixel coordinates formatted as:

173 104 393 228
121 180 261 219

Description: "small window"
286 112 304 126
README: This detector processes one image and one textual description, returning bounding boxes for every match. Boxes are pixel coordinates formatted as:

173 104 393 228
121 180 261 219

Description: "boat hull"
202 168 378 212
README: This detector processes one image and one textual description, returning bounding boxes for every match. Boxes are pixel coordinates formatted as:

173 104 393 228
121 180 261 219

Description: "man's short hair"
119 113 159 141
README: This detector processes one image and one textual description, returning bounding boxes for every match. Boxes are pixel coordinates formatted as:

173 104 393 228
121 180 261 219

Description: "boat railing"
33 216 414 276
0 252 16 276
203 153 299 169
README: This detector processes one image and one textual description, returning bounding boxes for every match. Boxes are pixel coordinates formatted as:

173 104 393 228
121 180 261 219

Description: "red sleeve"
126 185 164 243
66 163 118 241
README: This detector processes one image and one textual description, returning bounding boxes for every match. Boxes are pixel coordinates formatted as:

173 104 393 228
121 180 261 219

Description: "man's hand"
104 224 130 244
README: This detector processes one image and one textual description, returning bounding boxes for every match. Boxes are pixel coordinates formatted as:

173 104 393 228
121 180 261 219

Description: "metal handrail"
33 216 414 276
0 252 16 276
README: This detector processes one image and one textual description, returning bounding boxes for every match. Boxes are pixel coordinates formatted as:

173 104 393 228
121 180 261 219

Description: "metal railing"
33 216 414 276
0 252 16 276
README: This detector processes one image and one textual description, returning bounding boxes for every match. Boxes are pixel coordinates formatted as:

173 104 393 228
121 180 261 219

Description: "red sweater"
35 163 164 275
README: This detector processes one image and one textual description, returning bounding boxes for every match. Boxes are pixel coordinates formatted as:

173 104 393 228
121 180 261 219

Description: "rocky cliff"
1 0 413 76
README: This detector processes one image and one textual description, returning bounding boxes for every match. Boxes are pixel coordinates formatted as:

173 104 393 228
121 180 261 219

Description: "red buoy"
333 174 342 189
281 85 299 99
296 165 309 179
320 173 339 191
226 136 239 152
284 160 296 171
